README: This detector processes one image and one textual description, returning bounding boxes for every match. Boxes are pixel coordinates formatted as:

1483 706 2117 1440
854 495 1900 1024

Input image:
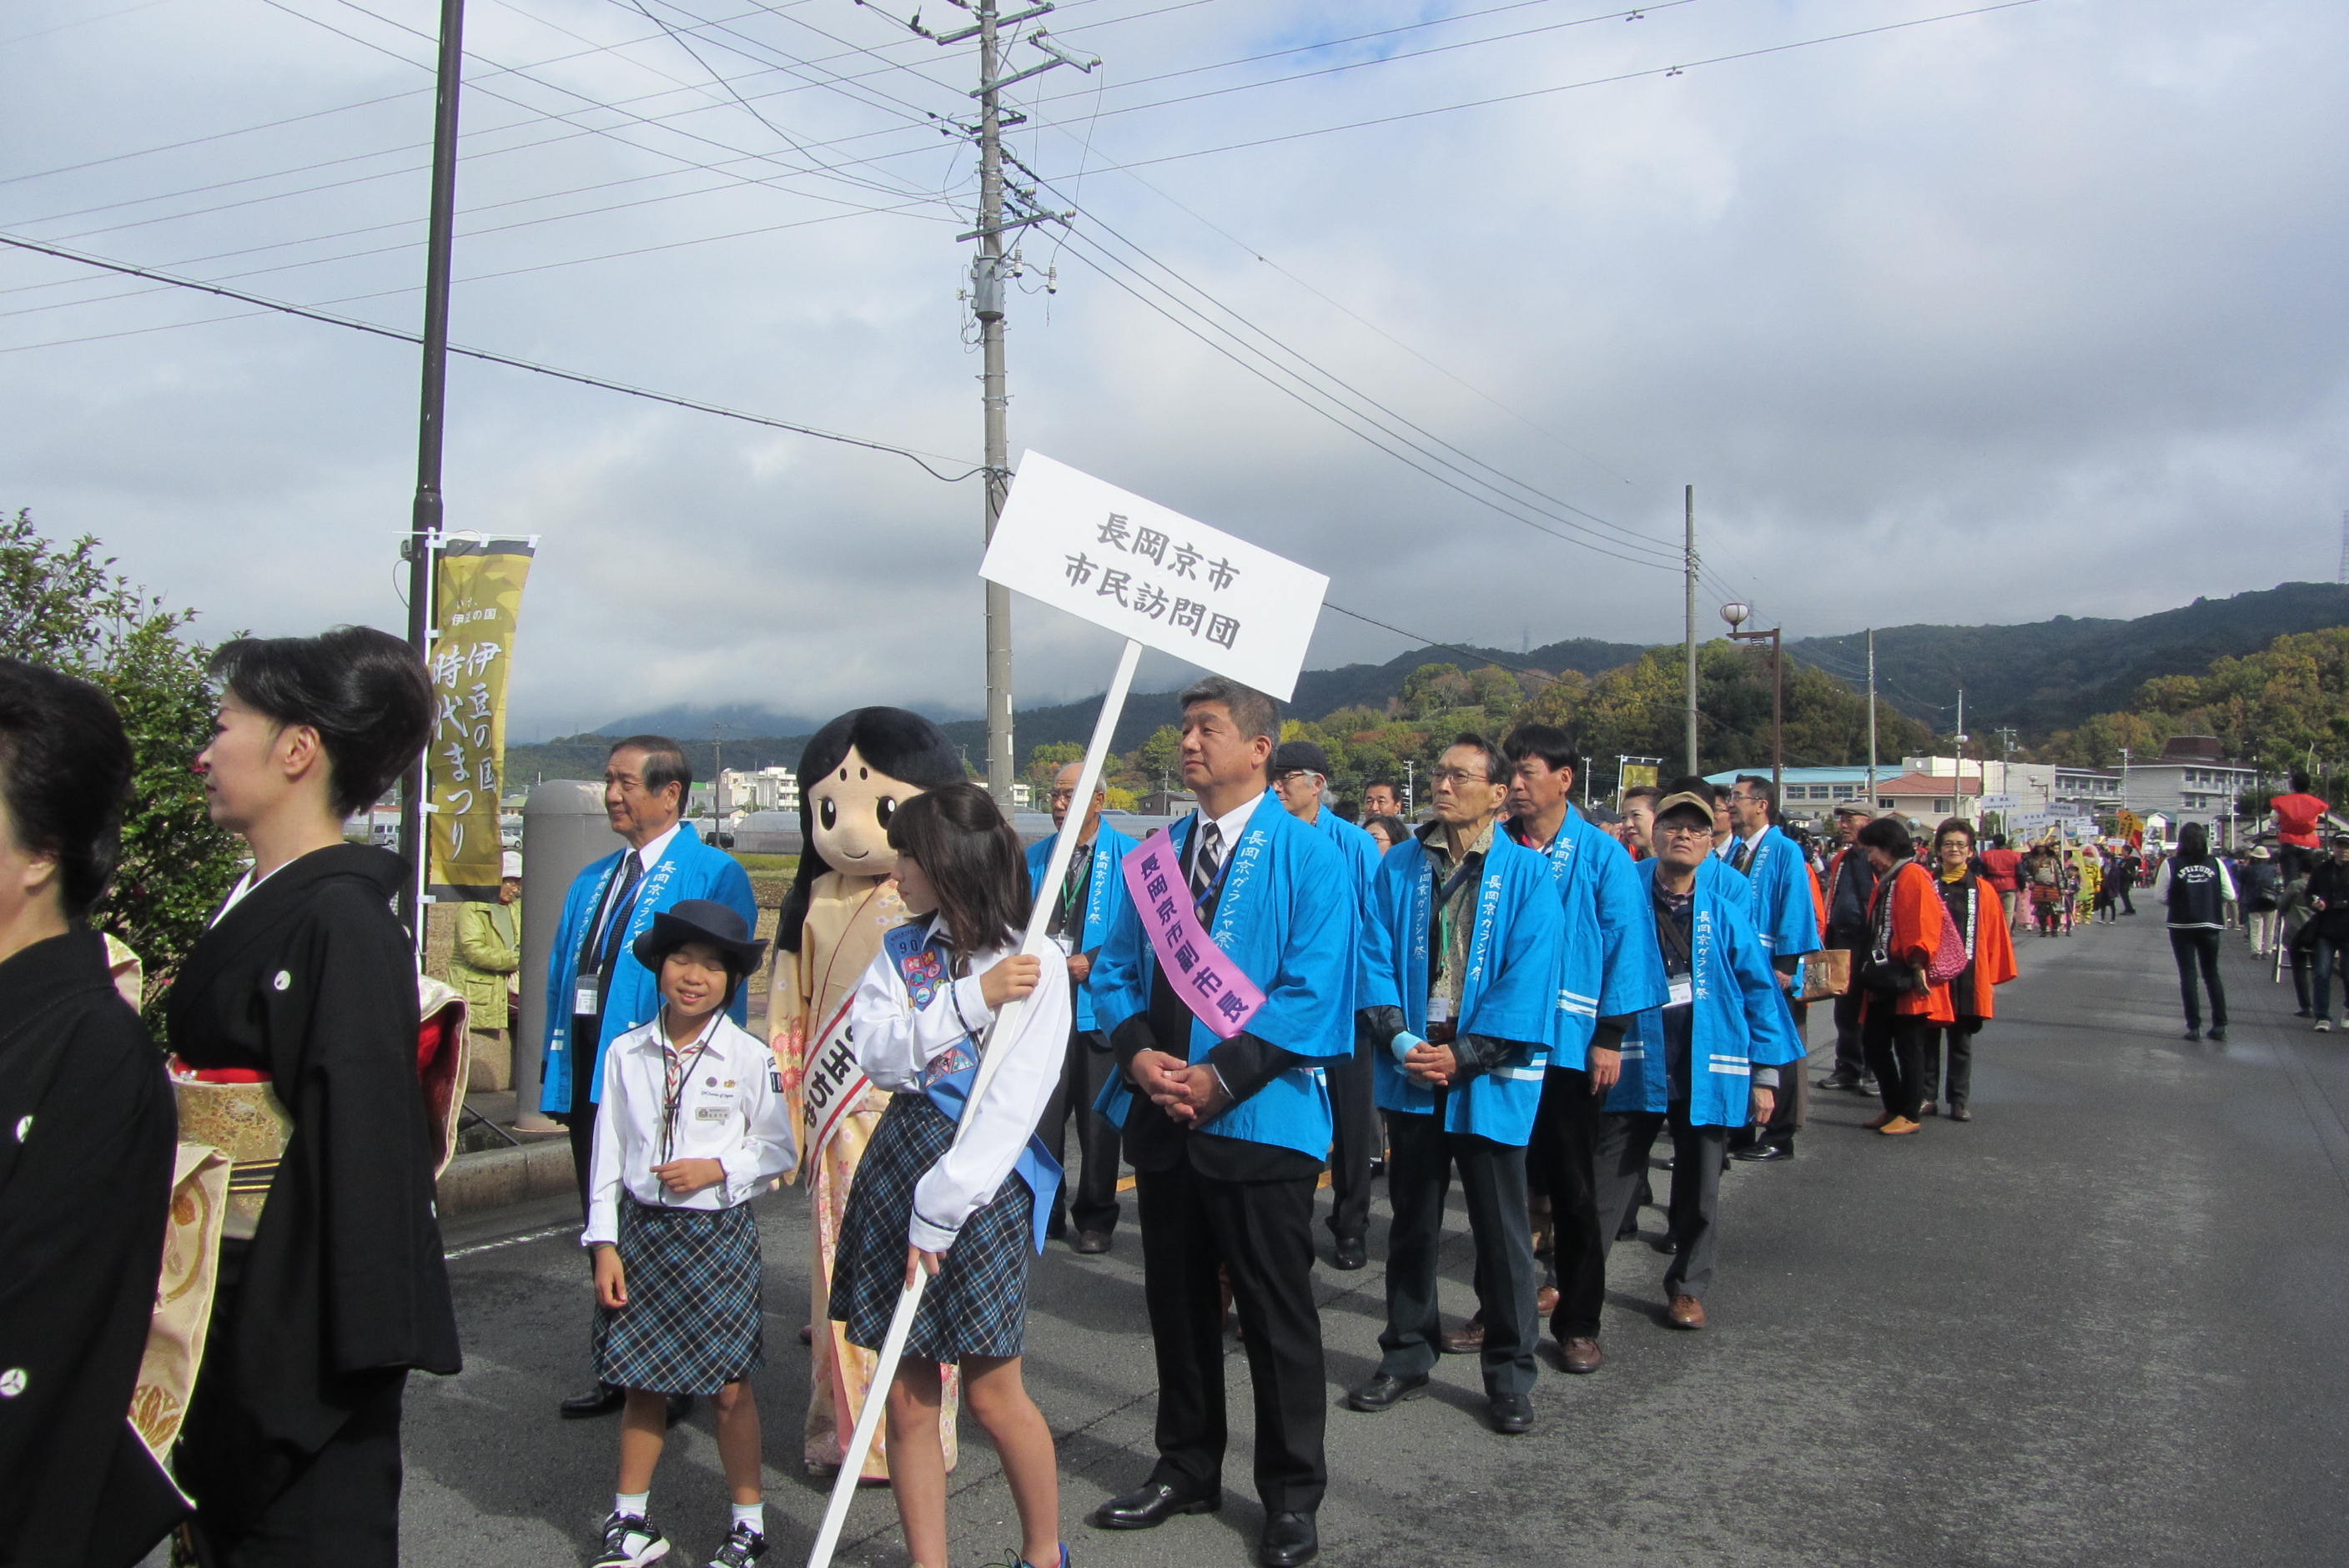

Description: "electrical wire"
0 230 981 479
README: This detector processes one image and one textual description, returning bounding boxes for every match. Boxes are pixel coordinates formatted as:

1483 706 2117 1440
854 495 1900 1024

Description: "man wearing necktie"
538 736 757 1420
1719 776 1821 1162
1088 676 1358 1568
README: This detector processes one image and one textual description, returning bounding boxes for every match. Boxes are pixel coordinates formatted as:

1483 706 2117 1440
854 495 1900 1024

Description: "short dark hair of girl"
209 626 432 819
610 734 692 800
1856 816 1914 859
887 782 1031 954
1934 817 1974 851
0 660 135 919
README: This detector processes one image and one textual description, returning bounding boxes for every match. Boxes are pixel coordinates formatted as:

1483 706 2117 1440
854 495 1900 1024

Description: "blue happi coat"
1607 856 1804 1127
539 823 757 1113
1512 807 1668 1069
1024 822 1139 1032
1358 822 1566 1147
1315 810 1383 892
1092 797 1359 1160
1733 823 1822 962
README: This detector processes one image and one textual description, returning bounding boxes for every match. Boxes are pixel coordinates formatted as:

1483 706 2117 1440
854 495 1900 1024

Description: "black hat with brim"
632 897 768 974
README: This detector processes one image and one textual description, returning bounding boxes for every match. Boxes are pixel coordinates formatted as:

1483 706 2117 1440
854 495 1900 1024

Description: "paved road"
377 912 2349 1567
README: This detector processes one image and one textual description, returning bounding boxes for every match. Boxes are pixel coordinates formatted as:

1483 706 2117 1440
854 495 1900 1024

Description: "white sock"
615 1490 650 1523
731 1501 765 1537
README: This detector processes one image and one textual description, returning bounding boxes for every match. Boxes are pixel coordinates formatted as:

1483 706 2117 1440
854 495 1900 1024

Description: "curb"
437 1139 576 1219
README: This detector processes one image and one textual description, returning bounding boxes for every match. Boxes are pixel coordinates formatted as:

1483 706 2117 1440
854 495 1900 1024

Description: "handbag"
1924 906 1969 986
1797 947 1851 1003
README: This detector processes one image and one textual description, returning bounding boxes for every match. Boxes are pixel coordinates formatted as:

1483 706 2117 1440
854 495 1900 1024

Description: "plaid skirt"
594 1199 765 1395
830 1092 1033 1364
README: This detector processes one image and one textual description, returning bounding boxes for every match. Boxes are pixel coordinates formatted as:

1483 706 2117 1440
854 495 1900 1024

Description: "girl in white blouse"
832 782 1072 1568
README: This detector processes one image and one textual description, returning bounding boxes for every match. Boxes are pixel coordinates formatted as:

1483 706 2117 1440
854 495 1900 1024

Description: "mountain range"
503 582 2349 787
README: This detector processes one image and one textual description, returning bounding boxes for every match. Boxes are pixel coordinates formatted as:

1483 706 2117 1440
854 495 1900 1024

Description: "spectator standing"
450 849 523 1088
2271 771 2331 880
1854 816 1954 1135
1619 783 1660 861
1815 801 1881 1096
2304 832 2349 1032
1976 835 2023 932
1720 776 1821 1163
1361 780 1403 820
2239 847 2282 957
2152 822 2237 1043
1363 815 1410 853
1920 820 2019 1121
1024 760 1138 1254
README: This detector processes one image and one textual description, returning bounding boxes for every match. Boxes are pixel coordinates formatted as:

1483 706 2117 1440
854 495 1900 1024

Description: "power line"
0 229 982 481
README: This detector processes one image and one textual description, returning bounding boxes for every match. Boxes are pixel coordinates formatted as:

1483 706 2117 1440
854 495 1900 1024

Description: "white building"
716 766 801 816
2121 736 2256 839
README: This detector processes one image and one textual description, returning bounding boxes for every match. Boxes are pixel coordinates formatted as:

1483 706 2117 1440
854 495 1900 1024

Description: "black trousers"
1035 1027 1122 1236
1324 1033 1378 1244
2170 928 2228 1031
1378 1111 1538 1395
1525 1065 1604 1339
1829 945 1869 1078
564 1014 601 1217
1734 993 1806 1147
1861 1004 1931 1120
1920 1024 1975 1108
1592 1105 1728 1302
1134 1161 1326 1514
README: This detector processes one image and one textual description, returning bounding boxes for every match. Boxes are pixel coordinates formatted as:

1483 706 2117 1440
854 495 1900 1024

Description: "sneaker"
591 1512 670 1568
707 1522 767 1568
2319 1020 2334 1033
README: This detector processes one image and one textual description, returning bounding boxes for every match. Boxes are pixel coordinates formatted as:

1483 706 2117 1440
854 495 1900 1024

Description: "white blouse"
848 918 1071 1253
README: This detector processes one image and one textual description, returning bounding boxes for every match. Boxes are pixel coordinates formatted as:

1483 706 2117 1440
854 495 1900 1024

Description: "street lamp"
1720 602 1783 807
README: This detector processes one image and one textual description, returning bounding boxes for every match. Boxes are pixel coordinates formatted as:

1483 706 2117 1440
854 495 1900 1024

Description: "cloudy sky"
4 0 2342 737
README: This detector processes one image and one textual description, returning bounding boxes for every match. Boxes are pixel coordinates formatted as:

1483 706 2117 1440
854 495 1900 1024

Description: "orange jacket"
1864 859 1957 1023
1939 871 2020 1019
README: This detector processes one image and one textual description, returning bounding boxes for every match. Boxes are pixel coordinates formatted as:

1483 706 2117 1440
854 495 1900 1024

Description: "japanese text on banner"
427 536 536 899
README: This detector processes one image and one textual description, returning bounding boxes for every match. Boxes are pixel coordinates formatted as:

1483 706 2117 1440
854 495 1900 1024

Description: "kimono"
539 822 756 1115
1023 821 1139 1032
1357 822 1566 1147
1863 859 1960 1025
0 929 181 1568
1735 823 1823 962
1092 797 1359 1157
168 844 460 1558
1608 857 1806 1128
1511 806 1667 1068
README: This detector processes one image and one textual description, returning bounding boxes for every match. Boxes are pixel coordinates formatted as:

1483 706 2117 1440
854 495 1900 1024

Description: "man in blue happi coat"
1343 734 1566 1435
1088 676 1358 1568
1024 758 1139 1253
1270 737 1383 1270
539 736 756 1420
1595 781 1804 1330
1503 724 1667 1376
1720 774 1821 1162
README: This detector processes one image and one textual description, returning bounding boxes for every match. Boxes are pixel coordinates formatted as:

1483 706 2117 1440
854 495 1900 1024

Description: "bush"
0 510 244 1033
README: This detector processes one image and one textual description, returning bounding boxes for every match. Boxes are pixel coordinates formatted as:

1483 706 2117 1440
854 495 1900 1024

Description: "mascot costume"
772 707 968 1478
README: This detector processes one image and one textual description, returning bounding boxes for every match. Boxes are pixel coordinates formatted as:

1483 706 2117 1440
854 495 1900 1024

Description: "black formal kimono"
0 927 182 1567
169 844 460 1567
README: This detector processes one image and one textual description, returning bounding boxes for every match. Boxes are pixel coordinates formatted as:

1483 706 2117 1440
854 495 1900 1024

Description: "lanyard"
1428 851 1481 978
656 1008 724 1167
1651 885 1696 975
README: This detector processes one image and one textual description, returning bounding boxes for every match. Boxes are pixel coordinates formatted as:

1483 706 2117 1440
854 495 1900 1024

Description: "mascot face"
808 744 926 877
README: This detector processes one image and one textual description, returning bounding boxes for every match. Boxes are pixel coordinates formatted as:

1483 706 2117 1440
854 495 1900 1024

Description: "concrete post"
515 779 609 1133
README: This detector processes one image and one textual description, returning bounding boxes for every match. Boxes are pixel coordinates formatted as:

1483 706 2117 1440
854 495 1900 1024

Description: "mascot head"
777 706 966 952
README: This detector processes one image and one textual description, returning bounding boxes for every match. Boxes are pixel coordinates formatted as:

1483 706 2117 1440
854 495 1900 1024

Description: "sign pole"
802 637 1144 1568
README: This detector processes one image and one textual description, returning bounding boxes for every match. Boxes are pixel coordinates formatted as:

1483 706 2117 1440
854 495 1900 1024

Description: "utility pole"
1721 601 1783 806
1954 687 1967 821
1865 627 1879 802
396 0 468 947
863 0 1096 811
1683 485 1698 776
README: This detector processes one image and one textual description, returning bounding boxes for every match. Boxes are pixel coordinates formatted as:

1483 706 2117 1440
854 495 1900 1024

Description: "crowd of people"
15 626 2341 1568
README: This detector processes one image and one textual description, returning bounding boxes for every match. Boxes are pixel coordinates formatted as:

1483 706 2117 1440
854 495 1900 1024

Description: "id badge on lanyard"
575 972 602 1019
1667 974 1694 1009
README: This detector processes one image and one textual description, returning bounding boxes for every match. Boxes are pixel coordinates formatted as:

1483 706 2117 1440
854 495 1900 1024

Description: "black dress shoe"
1343 1372 1429 1412
561 1383 624 1419
1330 1234 1367 1271
1488 1392 1534 1435
1090 1480 1220 1530
1259 1510 1318 1567
1073 1229 1113 1254
1731 1141 1793 1163
666 1393 693 1427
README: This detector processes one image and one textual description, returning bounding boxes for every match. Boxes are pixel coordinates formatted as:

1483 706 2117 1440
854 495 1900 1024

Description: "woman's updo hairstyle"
0 659 135 918
209 626 433 820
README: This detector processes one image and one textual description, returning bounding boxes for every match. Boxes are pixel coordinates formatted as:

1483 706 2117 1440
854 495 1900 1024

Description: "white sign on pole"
980 450 1330 701
1977 793 2019 812
2007 810 2056 835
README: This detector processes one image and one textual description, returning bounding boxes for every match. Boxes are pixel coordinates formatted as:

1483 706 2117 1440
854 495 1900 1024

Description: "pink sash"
1120 827 1265 1039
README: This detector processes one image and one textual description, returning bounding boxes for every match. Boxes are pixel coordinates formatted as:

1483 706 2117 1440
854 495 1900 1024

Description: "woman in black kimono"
0 660 182 1566
170 626 460 1568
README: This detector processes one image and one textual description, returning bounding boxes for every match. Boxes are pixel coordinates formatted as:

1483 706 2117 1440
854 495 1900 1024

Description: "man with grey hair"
1090 675 1360 1568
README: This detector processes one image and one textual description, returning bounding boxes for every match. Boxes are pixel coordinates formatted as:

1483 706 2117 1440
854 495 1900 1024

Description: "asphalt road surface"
361 912 2349 1566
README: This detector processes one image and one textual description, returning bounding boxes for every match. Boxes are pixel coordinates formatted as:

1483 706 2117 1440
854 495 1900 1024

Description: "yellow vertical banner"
428 535 536 899
1621 762 1658 792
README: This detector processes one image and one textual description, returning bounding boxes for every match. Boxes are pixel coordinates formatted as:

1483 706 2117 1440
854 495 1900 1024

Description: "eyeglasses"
1656 821 1713 838
1429 767 1491 787
1274 771 1317 787
1048 788 1079 803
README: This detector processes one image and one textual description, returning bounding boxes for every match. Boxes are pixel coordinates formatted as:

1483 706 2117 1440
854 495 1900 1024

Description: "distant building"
716 766 801 816
2122 736 2256 839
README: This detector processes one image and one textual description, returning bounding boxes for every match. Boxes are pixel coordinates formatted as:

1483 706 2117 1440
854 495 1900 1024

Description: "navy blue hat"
632 898 767 974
